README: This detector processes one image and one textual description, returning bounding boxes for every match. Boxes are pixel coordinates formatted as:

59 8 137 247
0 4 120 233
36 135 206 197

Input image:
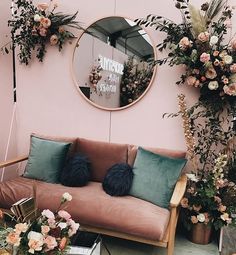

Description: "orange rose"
59 237 67 250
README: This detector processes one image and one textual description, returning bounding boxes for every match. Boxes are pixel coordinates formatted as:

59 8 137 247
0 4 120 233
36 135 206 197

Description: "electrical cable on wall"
1 0 17 182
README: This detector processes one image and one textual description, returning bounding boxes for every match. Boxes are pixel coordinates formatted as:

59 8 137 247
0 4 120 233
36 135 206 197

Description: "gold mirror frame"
71 16 157 111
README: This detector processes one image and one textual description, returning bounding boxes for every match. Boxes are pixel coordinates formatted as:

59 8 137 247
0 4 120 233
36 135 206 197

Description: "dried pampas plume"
178 94 197 171
189 4 207 37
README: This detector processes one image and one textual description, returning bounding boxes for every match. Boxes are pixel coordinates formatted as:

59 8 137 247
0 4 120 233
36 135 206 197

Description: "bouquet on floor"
0 192 79 255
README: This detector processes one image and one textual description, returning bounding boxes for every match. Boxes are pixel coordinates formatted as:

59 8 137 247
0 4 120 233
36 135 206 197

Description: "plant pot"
188 223 212 245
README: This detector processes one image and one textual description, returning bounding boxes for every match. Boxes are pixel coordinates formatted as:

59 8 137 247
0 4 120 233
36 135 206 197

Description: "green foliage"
6 0 82 65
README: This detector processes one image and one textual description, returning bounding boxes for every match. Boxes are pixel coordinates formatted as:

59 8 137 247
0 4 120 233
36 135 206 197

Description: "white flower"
34 14 42 22
223 55 233 65
197 213 206 223
62 192 72 201
186 174 198 182
210 35 219 46
208 81 219 90
27 231 44 242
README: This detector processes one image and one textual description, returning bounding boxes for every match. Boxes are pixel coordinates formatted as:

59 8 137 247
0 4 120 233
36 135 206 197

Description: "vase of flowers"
0 192 79 255
180 154 236 244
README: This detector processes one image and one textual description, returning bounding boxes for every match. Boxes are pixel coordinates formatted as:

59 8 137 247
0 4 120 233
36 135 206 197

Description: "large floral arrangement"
5 0 81 65
0 192 79 255
181 154 236 230
135 0 236 110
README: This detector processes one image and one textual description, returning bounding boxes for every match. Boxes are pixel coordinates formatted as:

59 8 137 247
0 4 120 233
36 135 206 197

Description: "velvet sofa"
0 135 187 255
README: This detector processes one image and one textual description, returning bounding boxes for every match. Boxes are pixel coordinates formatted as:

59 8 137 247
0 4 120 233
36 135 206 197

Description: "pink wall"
1 0 236 162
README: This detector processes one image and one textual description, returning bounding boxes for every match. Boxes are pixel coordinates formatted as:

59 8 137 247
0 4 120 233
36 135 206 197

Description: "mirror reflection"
72 16 155 110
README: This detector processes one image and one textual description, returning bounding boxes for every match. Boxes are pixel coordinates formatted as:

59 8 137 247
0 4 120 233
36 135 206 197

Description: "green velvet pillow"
129 147 187 208
24 136 71 183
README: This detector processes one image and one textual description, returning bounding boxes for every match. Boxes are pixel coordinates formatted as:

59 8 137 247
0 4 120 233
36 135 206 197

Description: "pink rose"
40 17 51 28
58 210 71 221
41 225 50 235
67 219 79 237
198 31 209 42
224 83 236 96
205 67 217 79
200 52 210 63
39 27 47 37
47 218 56 228
179 37 192 50
42 209 55 219
219 205 227 212
230 64 236 73
44 236 57 251
231 39 236 50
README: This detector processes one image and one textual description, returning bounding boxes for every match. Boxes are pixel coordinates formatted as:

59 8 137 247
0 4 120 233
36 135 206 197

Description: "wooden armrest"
170 174 187 208
0 155 28 168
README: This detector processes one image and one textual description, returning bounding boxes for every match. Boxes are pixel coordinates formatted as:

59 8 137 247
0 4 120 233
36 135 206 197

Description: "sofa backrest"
127 145 186 166
75 138 128 182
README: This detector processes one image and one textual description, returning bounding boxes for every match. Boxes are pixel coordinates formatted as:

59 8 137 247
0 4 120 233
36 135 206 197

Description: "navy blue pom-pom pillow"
102 163 134 196
60 154 91 187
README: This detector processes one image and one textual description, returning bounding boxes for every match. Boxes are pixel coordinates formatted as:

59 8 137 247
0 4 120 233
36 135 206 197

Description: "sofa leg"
167 239 175 255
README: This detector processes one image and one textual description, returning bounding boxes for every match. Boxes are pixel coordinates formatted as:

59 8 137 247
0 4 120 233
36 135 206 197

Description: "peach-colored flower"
58 26 65 33
40 17 51 28
230 64 236 73
220 213 230 221
191 216 198 224
50 35 58 45
198 31 209 42
205 67 217 79
200 52 210 63
15 223 28 234
214 196 222 203
44 236 57 251
219 204 227 212
223 83 236 96
213 51 219 57
41 225 50 235
59 237 67 250
193 204 202 212
215 178 226 189
6 232 21 246
186 76 199 87
39 27 47 37
47 218 56 228
37 3 49 11
179 37 192 50
58 210 71 221
214 59 220 66
201 76 206 82
42 209 55 219
231 39 236 50
0 209 3 219
203 213 210 224
180 198 189 208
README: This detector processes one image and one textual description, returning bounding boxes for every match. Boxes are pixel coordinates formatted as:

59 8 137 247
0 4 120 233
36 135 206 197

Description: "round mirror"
72 16 156 110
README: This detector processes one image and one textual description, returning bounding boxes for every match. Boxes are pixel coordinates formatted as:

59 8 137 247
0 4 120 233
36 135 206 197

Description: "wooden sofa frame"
0 155 187 255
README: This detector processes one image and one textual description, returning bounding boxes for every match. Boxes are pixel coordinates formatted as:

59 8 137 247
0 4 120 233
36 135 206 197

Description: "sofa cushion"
102 163 133 196
60 154 91 187
75 138 128 182
24 135 71 183
0 177 170 241
129 147 187 208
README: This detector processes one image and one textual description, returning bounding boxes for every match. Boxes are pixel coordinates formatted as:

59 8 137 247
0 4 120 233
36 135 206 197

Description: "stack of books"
11 197 37 222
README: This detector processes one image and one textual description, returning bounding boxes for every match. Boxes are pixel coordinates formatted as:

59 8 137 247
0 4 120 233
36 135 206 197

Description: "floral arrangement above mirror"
2 0 82 65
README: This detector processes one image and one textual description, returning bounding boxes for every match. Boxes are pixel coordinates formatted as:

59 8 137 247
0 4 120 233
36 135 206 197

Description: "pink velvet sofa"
0 135 187 255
